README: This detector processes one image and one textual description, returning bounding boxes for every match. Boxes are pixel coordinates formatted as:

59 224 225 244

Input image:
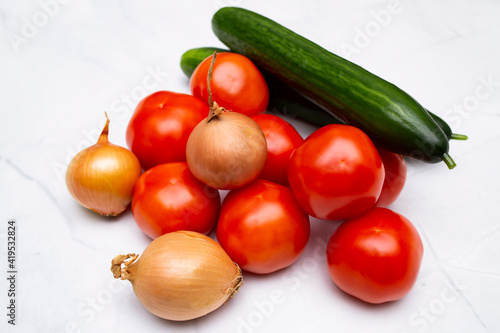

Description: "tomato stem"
442 153 456 169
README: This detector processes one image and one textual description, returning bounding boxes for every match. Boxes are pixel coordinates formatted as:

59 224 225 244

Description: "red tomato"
126 91 207 170
288 124 385 220
326 207 423 303
216 179 310 274
190 52 269 116
131 162 220 239
251 114 304 186
376 148 407 207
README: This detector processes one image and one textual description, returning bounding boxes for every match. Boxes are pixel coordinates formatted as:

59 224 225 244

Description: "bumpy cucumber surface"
212 7 456 168
180 47 467 141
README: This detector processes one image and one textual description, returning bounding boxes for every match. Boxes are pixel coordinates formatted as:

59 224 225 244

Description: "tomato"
126 91 207 170
216 179 310 274
376 148 407 207
326 207 423 304
288 124 385 220
131 162 220 239
190 52 269 116
251 114 304 186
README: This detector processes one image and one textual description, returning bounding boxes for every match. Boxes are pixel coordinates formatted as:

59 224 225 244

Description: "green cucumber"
423 110 467 141
180 47 227 77
180 47 468 141
212 7 457 168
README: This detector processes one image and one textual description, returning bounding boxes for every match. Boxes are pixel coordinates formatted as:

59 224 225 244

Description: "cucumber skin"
212 7 450 164
180 47 227 77
180 47 457 140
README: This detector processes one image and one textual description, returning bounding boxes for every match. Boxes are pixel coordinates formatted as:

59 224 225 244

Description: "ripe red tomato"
251 114 304 186
326 207 423 304
216 179 310 274
126 91 207 170
190 52 269 116
131 162 220 239
288 124 385 220
376 148 407 207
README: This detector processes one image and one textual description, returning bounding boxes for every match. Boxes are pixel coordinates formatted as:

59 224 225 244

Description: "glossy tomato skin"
251 114 304 186
216 179 310 274
190 52 269 116
376 148 407 207
288 124 385 220
126 91 208 170
326 207 423 304
131 162 220 239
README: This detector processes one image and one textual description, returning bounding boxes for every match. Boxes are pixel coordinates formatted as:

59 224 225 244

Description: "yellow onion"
66 113 142 216
186 52 267 190
111 230 243 321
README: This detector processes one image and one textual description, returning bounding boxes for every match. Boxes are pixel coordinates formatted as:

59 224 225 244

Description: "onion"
186 52 267 190
66 113 142 216
111 231 243 321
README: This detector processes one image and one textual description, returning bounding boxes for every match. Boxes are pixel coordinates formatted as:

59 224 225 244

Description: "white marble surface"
1 0 500 332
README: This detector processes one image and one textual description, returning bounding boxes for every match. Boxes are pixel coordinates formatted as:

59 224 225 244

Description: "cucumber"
423 110 467 141
180 47 227 77
212 7 457 168
180 47 468 141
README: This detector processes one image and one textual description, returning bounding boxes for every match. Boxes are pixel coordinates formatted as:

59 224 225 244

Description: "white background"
1 0 500 332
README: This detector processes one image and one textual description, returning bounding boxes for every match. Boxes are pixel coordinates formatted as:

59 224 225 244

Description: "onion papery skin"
186 111 267 190
66 117 142 216
117 231 243 321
